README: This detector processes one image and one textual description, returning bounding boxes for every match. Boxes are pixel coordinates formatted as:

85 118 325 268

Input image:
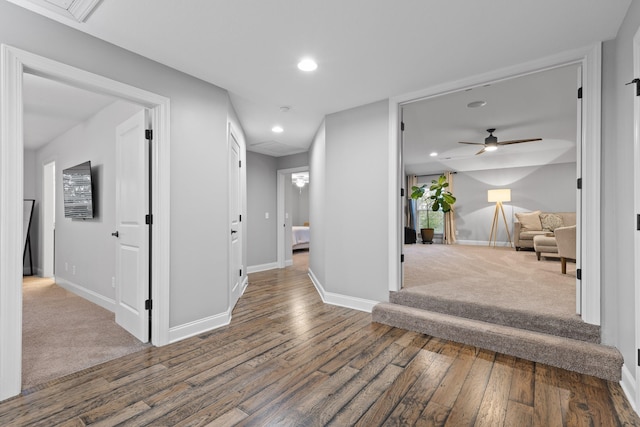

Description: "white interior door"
115 109 149 342
229 131 242 307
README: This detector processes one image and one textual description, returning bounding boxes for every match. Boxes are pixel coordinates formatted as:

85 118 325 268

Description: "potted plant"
411 175 456 244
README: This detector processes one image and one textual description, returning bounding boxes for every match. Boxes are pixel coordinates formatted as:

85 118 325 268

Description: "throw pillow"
515 210 542 231
540 213 564 231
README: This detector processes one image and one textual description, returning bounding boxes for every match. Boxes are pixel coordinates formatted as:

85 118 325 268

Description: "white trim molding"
55 278 116 313
388 44 602 326
0 44 171 401
632 25 640 415
277 166 309 269
168 310 231 344
308 269 379 313
621 364 638 413
247 262 279 274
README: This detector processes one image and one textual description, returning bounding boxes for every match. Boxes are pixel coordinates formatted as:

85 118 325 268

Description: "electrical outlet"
112 277 115 288
265 212 269 219
72 265 76 275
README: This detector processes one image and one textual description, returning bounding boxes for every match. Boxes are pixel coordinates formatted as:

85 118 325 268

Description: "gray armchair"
554 225 576 274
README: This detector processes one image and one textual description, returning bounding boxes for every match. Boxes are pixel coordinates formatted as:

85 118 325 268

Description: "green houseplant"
410 175 456 243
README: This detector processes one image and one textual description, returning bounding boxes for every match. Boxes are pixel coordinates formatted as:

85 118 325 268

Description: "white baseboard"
308 268 379 313
456 239 513 247
285 259 293 267
247 262 278 273
621 364 638 414
241 275 249 295
168 309 231 343
54 277 116 312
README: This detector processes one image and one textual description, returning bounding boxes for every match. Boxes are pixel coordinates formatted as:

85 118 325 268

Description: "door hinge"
401 188 405 197
577 178 582 189
145 299 152 310
239 160 242 167
577 87 583 99
637 214 640 231
626 78 640 96
401 121 405 131
145 214 153 225
576 269 582 280
239 214 242 222
401 254 405 263
638 348 640 366
239 269 243 277
145 129 153 140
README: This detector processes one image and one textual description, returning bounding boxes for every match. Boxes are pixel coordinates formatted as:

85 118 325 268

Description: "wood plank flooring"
1 254 638 426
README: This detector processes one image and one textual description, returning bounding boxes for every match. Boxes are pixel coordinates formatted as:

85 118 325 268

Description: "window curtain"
407 175 418 232
443 171 457 244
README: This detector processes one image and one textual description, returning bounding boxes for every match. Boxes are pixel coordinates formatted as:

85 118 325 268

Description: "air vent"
27 0 102 23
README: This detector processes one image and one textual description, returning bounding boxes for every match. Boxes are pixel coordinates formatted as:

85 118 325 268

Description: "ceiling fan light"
485 145 498 152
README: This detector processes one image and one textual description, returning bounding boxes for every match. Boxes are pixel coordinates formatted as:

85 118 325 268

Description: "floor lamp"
488 189 513 247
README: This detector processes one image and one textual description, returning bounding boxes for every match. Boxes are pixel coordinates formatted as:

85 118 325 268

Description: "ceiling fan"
458 128 542 155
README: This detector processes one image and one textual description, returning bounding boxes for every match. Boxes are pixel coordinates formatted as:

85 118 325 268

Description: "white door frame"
42 159 56 278
0 44 171 400
277 166 309 268
632 26 640 414
388 43 602 326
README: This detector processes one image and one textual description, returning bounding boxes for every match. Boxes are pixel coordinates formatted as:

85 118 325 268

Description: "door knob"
231 230 237 235
111 231 119 238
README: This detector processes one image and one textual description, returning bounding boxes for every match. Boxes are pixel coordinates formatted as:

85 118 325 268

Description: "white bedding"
292 226 310 249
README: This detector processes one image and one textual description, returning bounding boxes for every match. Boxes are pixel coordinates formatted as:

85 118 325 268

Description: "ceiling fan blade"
475 147 486 155
458 141 484 145
497 138 542 145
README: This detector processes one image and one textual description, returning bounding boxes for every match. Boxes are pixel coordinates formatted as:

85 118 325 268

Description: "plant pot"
420 228 434 244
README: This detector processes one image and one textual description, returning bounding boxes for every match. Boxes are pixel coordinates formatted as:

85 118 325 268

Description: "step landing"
372 302 622 381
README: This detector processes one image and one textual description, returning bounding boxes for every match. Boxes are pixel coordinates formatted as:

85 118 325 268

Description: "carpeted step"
390 289 600 344
372 302 623 382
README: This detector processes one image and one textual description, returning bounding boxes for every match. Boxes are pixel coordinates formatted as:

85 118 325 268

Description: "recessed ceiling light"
467 100 487 108
430 152 438 157
272 126 284 133
297 58 318 72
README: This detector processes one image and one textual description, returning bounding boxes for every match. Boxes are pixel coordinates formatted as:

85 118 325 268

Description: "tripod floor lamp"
488 188 512 247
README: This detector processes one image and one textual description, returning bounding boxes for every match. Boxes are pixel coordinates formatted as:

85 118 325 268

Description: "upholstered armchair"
554 225 576 274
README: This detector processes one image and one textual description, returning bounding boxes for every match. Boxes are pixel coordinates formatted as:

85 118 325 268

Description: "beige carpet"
22 277 149 389
402 244 576 320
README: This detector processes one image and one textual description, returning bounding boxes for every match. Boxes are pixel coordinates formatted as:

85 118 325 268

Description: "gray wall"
309 122 326 285
34 101 143 301
446 162 577 244
277 152 309 170
0 1 244 329
246 151 277 267
601 0 640 379
322 100 390 302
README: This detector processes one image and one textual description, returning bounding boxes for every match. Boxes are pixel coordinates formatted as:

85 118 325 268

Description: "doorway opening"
277 166 310 269
0 45 171 400
388 44 601 327
400 64 581 326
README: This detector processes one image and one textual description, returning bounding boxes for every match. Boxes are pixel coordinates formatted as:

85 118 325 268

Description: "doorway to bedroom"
277 166 310 269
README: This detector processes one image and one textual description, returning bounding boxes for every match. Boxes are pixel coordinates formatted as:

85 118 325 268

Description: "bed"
292 225 310 250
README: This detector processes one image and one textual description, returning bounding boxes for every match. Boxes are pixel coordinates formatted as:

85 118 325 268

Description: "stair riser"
373 304 622 382
390 291 600 344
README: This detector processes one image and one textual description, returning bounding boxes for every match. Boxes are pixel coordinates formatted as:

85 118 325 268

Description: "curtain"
443 171 457 244
407 175 418 232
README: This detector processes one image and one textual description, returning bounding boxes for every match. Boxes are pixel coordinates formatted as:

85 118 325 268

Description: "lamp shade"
487 188 511 203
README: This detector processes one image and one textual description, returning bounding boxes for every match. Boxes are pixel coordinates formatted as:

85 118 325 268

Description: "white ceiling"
23 73 117 150
10 0 631 157
403 64 579 175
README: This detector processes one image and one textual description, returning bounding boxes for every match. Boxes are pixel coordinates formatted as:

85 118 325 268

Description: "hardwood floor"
1 255 638 426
